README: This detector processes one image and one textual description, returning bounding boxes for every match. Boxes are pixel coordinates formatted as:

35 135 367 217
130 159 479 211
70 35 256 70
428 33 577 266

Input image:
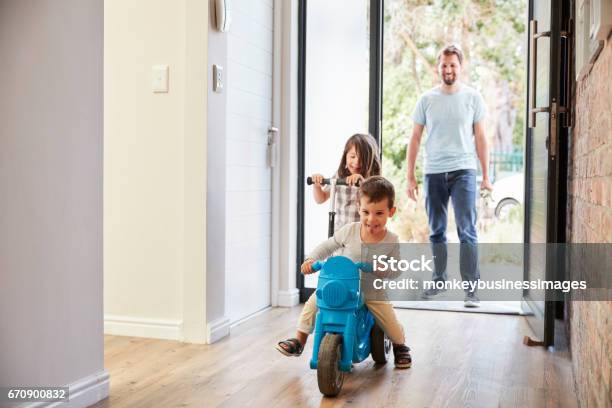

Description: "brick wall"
567 36 612 407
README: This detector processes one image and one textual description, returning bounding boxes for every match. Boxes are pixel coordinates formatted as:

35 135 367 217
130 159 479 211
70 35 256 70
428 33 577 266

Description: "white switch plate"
152 65 169 93
213 64 223 93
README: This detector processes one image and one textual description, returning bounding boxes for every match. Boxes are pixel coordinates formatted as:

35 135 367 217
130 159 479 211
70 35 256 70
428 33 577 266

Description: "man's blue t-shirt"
412 84 487 174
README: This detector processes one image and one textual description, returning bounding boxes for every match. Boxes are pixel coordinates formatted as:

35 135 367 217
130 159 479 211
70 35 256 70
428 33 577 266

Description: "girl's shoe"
276 338 303 356
393 344 412 369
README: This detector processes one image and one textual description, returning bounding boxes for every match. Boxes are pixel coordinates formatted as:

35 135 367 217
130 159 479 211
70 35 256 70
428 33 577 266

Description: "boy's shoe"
421 287 446 299
464 293 480 308
276 338 303 356
393 344 412 369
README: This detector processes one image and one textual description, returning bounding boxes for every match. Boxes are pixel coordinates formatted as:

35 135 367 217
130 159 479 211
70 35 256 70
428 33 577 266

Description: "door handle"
529 20 572 159
267 126 279 168
528 21 571 132
528 20 551 128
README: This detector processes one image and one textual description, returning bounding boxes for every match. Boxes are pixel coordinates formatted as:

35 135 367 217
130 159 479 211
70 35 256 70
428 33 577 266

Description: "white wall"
0 0 108 406
104 0 208 342
206 0 230 342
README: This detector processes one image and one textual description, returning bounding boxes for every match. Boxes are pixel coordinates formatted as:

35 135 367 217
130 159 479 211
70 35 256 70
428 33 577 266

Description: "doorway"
297 0 572 347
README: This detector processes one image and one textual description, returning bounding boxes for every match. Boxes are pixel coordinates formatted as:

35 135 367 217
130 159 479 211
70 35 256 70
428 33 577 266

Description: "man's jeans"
424 169 480 291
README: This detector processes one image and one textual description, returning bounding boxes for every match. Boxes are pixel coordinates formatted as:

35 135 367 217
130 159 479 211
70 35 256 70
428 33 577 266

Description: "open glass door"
297 0 382 302
523 0 571 346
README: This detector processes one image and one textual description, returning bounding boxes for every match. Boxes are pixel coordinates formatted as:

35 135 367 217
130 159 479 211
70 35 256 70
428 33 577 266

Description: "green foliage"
382 0 527 241
383 0 527 176
513 108 525 147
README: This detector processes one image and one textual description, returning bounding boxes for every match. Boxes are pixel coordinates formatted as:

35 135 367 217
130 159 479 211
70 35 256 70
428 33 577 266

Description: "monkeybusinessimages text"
371 255 587 293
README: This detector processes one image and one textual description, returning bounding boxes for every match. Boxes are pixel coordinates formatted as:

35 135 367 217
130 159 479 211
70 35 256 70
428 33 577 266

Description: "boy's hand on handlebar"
310 173 324 187
301 258 316 274
346 174 364 186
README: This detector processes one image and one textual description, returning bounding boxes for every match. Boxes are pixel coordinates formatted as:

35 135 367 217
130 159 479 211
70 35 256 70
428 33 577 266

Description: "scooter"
305 177 390 397
306 176 359 238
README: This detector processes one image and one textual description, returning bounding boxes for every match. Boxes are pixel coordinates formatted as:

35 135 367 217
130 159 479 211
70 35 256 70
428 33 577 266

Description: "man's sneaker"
421 287 446 299
464 293 480 308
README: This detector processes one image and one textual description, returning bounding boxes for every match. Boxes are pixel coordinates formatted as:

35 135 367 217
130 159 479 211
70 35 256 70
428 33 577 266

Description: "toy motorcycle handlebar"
355 262 373 273
311 260 373 273
306 177 360 187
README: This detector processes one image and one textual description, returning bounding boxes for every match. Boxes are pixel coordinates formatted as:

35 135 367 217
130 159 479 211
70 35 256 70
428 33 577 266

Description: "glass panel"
303 0 371 288
382 0 529 316
382 0 528 246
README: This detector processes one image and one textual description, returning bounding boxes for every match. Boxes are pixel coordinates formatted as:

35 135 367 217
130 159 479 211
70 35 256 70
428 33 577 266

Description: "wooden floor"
92 307 578 408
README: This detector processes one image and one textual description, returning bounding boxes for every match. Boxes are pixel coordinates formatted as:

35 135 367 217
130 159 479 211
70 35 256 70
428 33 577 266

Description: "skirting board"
23 369 109 408
104 314 183 341
277 289 300 307
207 316 230 343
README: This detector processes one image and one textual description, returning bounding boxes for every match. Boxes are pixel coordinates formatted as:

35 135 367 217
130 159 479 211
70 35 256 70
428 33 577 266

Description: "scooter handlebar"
311 260 372 273
311 261 324 272
355 262 373 273
306 177 359 187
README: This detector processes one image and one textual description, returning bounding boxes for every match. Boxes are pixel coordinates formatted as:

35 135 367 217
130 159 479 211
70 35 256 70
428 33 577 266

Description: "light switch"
152 65 169 93
213 64 223 93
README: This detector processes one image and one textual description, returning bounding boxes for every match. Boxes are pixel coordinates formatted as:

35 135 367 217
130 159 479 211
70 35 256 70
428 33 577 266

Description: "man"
406 45 492 308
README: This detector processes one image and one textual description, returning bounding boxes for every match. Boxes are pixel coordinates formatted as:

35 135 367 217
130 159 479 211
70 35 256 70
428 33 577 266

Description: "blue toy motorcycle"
309 255 391 397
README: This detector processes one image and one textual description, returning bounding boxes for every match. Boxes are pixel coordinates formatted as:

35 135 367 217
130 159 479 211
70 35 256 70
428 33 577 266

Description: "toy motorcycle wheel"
317 333 344 397
370 323 391 364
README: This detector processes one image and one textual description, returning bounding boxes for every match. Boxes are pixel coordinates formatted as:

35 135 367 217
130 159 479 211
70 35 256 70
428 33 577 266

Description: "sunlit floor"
394 300 523 314
93 306 577 408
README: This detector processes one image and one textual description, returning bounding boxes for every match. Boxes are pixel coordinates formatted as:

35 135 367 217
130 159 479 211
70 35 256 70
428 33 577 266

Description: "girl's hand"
311 173 324 187
301 258 315 274
346 173 364 186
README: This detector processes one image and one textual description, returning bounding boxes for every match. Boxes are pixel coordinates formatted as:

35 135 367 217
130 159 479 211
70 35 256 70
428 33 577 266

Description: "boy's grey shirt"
307 222 401 279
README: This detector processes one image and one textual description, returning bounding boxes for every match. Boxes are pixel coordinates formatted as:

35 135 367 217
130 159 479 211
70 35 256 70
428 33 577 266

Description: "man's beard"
443 75 456 85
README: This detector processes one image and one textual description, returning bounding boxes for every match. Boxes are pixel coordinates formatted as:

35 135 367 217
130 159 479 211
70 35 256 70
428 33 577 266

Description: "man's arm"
474 121 493 191
406 123 425 201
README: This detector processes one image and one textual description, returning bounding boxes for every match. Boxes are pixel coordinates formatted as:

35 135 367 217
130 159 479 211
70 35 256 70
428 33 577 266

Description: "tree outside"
381 0 527 243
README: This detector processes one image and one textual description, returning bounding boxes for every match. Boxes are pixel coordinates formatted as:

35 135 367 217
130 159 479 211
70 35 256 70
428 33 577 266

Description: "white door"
225 0 274 323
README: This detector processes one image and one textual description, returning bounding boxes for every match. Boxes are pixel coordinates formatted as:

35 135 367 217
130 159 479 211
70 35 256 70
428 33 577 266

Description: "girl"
310 133 381 232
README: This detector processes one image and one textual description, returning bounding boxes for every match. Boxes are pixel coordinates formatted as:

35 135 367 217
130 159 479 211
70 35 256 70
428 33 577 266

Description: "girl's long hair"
336 133 381 179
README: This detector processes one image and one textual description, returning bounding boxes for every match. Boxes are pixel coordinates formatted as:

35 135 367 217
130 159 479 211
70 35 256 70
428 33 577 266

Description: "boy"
276 176 412 369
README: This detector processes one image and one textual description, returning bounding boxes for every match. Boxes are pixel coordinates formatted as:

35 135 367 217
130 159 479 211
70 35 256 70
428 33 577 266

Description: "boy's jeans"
424 169 480 291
